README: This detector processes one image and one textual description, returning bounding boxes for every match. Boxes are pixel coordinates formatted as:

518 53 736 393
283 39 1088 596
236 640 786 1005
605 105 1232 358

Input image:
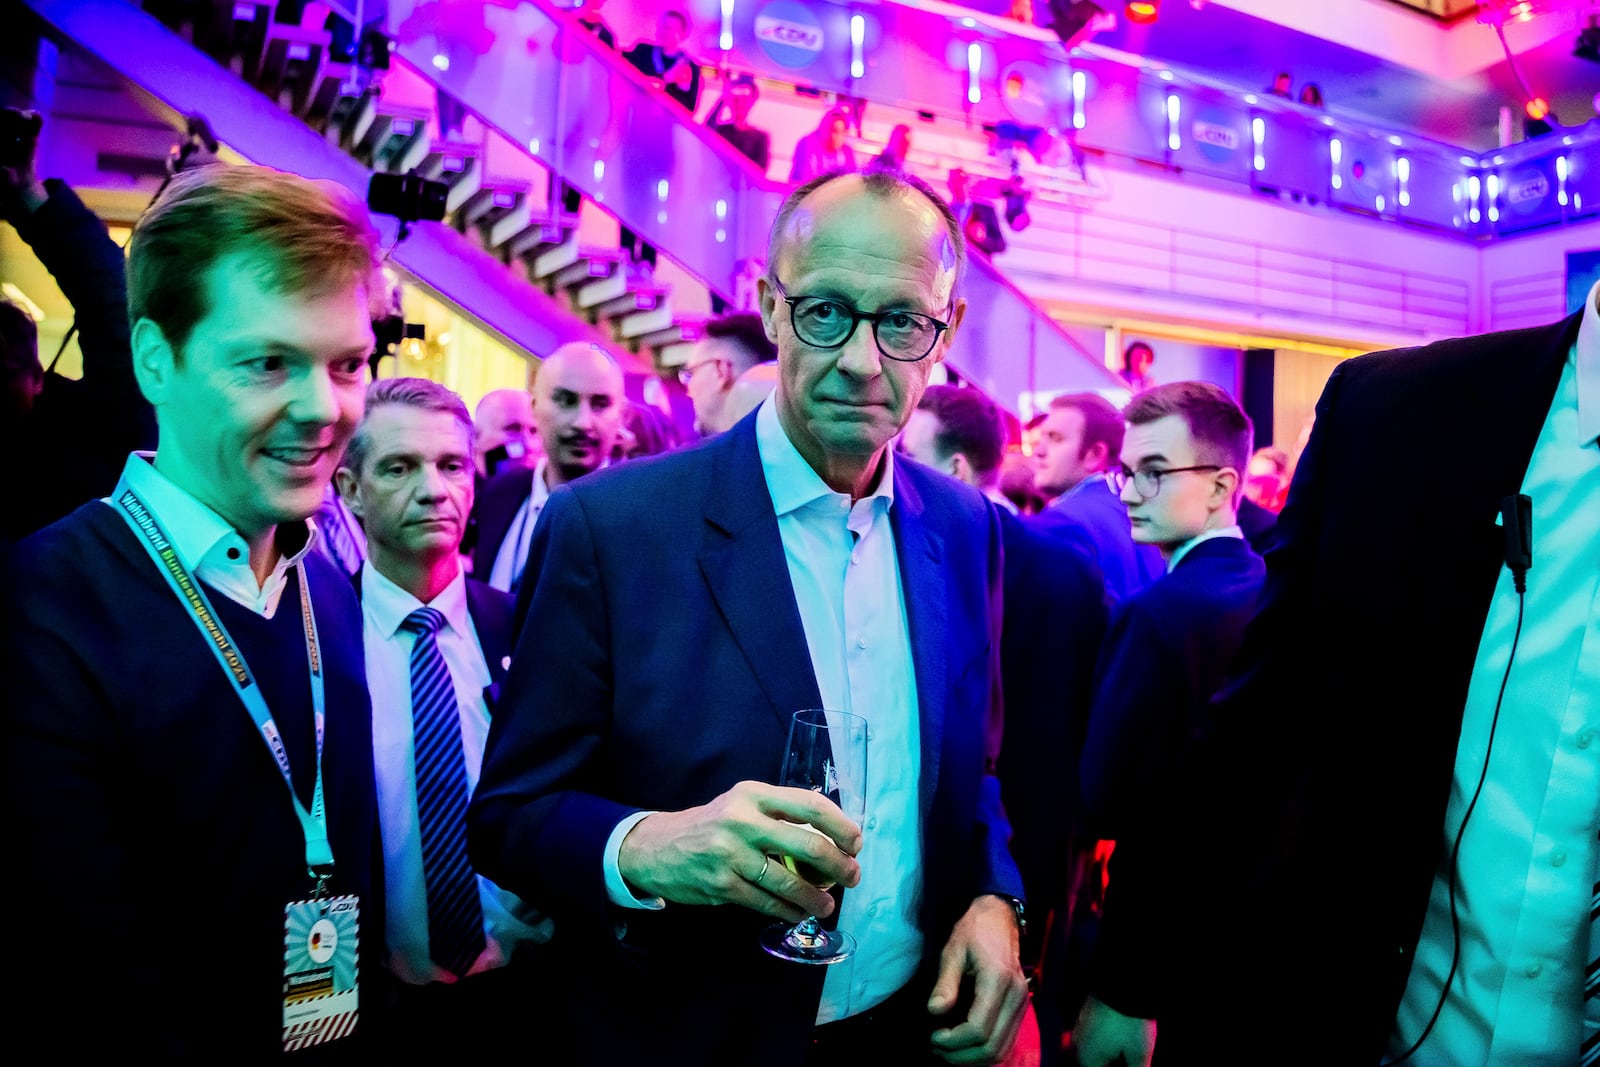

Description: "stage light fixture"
1126 1 1160 22
1524 97 1549 119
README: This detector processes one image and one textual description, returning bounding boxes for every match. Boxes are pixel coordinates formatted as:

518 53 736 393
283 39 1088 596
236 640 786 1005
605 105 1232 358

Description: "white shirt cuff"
603 810 667 911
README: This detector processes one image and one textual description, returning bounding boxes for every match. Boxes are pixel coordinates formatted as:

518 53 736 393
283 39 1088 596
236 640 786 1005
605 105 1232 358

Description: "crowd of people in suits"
3 95 1597 1067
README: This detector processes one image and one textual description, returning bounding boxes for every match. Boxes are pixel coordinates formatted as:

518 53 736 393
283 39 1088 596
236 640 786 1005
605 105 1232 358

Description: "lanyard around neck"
112 485 334 885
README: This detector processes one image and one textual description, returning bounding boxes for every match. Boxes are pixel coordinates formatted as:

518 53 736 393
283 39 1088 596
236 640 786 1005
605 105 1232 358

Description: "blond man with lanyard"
1 165 383 1061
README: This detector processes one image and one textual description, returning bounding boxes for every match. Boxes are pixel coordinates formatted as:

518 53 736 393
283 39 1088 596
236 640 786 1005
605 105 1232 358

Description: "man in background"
336 377 560 1059
472 341 624 594
473 387 539 480
0 107 155 543
680 311 778 436
1032 392 1162 600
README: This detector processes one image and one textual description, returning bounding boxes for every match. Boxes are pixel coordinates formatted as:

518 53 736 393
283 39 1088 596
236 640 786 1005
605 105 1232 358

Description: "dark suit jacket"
1235 497 1279 555
467 412 1023 1066
1088 312 1582 1061
994 509 1109 958
469 465 536 581
1032 477 1164 602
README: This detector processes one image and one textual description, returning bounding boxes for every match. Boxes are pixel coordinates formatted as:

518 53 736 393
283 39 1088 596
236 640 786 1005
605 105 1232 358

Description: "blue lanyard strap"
112 486 334 880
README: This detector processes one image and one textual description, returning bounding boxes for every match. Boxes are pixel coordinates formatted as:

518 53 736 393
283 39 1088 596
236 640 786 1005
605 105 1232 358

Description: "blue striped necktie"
400 606 486 979
1584 854 1600 1065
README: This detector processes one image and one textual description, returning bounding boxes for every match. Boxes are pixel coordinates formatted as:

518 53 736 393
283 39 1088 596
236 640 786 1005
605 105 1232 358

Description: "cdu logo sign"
755 0 826 69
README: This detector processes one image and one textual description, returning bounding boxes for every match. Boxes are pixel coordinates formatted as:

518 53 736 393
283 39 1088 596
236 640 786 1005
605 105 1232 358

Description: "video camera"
368 172 447 225
1 109 43 171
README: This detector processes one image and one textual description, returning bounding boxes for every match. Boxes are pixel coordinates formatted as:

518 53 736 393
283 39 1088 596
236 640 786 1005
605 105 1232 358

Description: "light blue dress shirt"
1388 283 1600 1064
361 561 552 985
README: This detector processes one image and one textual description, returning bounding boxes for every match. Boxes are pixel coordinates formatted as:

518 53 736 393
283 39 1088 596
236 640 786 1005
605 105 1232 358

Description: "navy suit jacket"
1089 312 1583 1061
1032 477 1163 602
469 465 536 581
994 509 1109 944
468 411 1023 1065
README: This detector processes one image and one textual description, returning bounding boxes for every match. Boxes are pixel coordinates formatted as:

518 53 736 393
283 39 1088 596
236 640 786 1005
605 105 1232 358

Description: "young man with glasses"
1055 381 1266 1067
678 311 776 437
469 168 1028 1066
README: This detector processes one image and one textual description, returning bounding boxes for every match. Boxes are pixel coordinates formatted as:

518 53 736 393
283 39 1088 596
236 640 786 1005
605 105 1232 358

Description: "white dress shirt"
487 458 554 594
1388 282 1600 1064
360 560 552 985
601 396 926 1024
109 452 314 617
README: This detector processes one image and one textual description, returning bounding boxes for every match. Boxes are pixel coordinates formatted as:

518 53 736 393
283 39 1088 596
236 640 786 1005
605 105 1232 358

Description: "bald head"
533 341 625 486
474 388 537 476
766 170 966 300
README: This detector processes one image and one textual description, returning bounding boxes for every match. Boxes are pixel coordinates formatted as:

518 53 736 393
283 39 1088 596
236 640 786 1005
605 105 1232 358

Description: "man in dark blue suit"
1031 392 1163 602
336 378 562 1060
469 169 1028 1067
1067 382 1265 1066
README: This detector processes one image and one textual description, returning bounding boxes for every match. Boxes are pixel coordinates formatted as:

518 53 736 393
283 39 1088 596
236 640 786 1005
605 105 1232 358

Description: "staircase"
24 0 1123 400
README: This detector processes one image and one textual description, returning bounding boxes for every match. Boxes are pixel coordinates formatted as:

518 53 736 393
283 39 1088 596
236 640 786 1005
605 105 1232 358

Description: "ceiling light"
1126 0 1160 21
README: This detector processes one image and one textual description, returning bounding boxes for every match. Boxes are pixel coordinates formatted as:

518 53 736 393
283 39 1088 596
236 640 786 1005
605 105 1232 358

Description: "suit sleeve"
468 487 639 929
1078 600 1187 840
14 180 156 454
1086 362 1347 1019
971 502 1027 905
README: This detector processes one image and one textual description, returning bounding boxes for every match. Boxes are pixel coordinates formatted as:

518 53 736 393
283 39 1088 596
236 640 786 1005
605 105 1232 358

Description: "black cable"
1382 580 1526 1065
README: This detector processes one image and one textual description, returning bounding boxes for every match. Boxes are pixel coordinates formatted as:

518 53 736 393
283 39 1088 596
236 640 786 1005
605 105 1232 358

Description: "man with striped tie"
336 377 561 1058
1072 284 1600 1066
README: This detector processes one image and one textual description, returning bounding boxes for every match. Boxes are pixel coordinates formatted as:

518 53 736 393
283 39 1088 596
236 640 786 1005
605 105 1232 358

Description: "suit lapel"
698 419 823 732
465 579 512 713
890 465 946 821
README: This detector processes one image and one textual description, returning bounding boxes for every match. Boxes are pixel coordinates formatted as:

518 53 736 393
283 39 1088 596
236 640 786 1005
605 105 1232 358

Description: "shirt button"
868 904 879 917
1551 849 1568 867
1526 961 1543 978
1578 731 1594 749
856 638 867 649
865 817 877 831
226 547 241 560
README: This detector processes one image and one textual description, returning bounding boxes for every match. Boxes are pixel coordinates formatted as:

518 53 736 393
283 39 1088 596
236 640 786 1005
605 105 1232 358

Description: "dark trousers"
806 981 948 1067
369 948 570 1063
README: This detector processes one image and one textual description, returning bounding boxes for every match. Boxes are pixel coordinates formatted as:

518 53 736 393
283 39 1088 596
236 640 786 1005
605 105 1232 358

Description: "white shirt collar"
755 393 896 516
360 557 471 641
1575 279 1600 447
1167 524 1245 573
110 452 317 615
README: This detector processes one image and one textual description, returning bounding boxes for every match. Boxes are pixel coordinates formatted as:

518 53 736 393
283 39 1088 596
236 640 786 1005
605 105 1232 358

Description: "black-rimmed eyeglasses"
771 277 951 362
1110 465 1224 498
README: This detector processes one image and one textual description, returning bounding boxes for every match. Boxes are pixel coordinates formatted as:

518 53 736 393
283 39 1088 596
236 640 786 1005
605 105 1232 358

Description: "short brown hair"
917 384 1004 479
767 169 966 294
343 377 474 476
1049 392 1124 460
1123 381 1252 474
129 165 379 358
703 312 776 371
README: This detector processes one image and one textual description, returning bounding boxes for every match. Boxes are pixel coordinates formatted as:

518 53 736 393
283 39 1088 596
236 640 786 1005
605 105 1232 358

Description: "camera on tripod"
367 172 448 226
